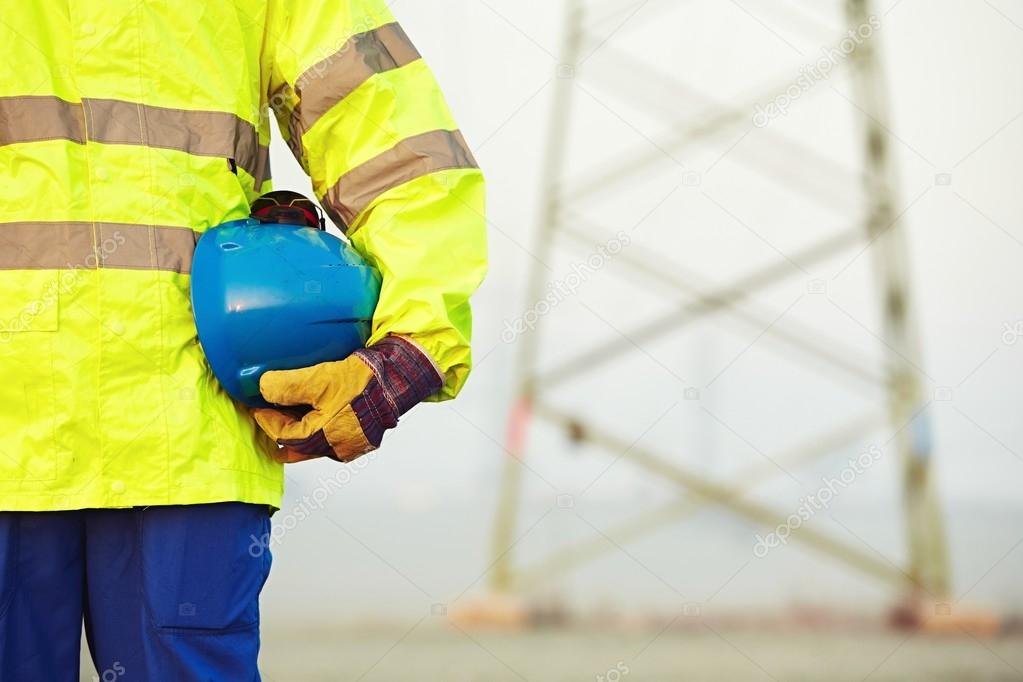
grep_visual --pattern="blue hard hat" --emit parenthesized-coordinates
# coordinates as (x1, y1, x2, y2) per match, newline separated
(190, 212, 381, 408)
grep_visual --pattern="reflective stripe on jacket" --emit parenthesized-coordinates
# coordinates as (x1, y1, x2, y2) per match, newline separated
(0, 0, 486, 511)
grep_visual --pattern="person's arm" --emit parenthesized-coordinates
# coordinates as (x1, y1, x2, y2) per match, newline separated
(255, 0, 486, 462)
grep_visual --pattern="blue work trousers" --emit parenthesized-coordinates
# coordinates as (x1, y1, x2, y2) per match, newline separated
(0, 503, 271, 681)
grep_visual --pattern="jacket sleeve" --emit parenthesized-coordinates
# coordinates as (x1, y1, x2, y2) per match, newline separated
(266, 0, 487, 400)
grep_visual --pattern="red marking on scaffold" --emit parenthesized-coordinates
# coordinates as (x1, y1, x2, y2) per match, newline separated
(504, 396, 533, 459)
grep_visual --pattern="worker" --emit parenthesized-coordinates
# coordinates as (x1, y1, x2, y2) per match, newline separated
(0, 1, 486, 680)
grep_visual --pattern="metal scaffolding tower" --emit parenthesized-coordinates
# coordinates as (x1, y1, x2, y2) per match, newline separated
(491, 0, 950, 604)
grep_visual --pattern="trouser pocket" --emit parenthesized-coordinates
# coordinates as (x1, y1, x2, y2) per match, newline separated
(140, 503, 272, 632)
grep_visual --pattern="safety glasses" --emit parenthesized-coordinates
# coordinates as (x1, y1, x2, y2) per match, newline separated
(250, 191, 325, 230)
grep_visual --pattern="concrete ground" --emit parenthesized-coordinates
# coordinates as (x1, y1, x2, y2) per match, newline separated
(80, 627, 1023, 681)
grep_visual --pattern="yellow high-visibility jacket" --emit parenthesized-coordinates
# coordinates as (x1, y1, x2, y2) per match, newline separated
(0, 1, 486, 511)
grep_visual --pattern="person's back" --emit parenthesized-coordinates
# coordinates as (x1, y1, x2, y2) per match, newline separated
(0, 2, 485, 678)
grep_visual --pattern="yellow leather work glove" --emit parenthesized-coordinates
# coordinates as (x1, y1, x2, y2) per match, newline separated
(252, 336, 443, 463)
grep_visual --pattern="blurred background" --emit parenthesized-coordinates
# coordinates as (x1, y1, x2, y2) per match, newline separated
(230, 0, 1022, 679)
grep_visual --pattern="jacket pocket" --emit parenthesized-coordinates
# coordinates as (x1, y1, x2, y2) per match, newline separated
(0, 270, 59, 481)
(0, 270, 59, 335)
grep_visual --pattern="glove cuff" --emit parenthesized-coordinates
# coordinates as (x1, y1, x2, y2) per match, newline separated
(352, 336, 444, 446)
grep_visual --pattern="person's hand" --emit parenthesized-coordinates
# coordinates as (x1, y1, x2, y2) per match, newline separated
(270, 447, 322, 464)
(252, 336, 443, 463)
(253, 407, 331, 463)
